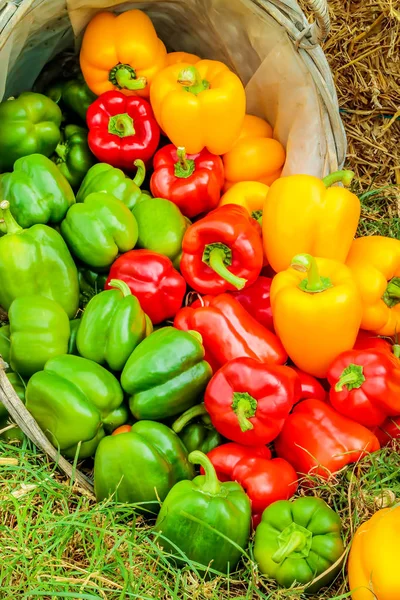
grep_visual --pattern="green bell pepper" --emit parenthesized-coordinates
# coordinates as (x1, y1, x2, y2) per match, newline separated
(254, 497, 345, 592)
(0, 154, 75, 230)
(132, 197, 189, 268)
(0, 325, 10, 368)
(0, 201, 79, 318)
(94, 420, 194, 512)
(0, 92, 62, 173)
(121, 327, 212, 421)
(8, 295, 70, 378)
(0, 372, 26, 443)
(76, 160, 149, 210)
(47, 76, 97, 122)
(54, 125, 96, 189)
(68, 318, 81, 355)
(154, 450, 251, 573)
(26, 354, 128, 459)
(61, 193, 138, 269)
(77, 279, 152, 371)
(172, 403, 222, 454)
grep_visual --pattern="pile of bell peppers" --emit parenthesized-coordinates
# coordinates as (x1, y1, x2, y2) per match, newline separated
(1, 7, 399, 597)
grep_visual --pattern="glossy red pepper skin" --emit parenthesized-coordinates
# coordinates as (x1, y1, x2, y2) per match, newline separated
(150, 144, 224, 219)
(204, 357, 300, 445)
(327, 349, 400, 428)
(230, 276, 273, 331)
(292, 367, 327, 403)
(275, 399, 380, 478)
(174, 294, 287, 372)
(201, 442, 271, 482)
(232, 457, 298, 514)
(372, 416, 400, 445)
(87, 91, 160, 170)
(353, 330, 393, 353)
(105, 249, 186, 324)
(180, 205, 263, 295)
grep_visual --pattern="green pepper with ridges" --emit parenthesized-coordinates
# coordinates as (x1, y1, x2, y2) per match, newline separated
(68, 318, 81, 355)
(47, 76, 97, 122)
(172, 403, 222, 454)
(54, 125, 96, 189)
(0, 325, 10, 368)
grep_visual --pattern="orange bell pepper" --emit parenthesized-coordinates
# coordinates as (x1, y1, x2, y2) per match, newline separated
(263, 170, 360, 273)
(346, 236, 400, 336)
(348, 506, 400, 600)
(150, 60, 246, 155)
(218, 181, 269, 221)
(80, 10, 167, 97)
(166, 51, 200, 66)
(236, 114, 273, 140)
(270, 254, 362, 378)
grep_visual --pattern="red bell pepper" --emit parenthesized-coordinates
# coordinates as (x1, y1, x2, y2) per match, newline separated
(105, 249, 186, 324)
(174, 294, 287, 372)
(202, 442, 271, 482)
(328, 348, 400, 428)
(87, 90, 160, 170)
(229, 276, 273, 331)
(353, 330, 393, 353)
(150, 144, 224, 218)
(204, 357, 300, 445)
(180, 205, 263, 295)
(372, 416, 400, 446)
(292, 367, 327, 403)
(275, 399, 380, 478)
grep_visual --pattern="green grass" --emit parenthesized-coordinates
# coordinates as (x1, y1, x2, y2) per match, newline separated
(1, 438, 400, 599)
(353, 181, 400, 238)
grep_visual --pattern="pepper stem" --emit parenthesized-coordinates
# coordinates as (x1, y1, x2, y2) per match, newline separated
(231, 392, 257, 432)
(108, 279, 132, 298)
(55, 143, 68, 162)
(335, 364, 365, 392)
(272, 531, 307, 564)
(177, 66, 210, 95)
(322, 170, 355, 188)
(291, 254, 333, 293)
(172, 403, 208, 434)
(133, 160, 146, 187)
(0, 200, 22, 234)
(382, 277, 400, 308)
(393, 344, 400, 359)
(202, 243, 247, 290)
(108, 113, 135, 138)
(189, 450, 221, 495)
(109, 64, 147, 91)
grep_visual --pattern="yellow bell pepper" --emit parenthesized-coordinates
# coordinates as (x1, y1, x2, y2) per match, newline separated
(235, 114, 273, 141)
(346, 236, 400, 336)
(150, 60, 246, 155)
(218, 181, 269, 221)
(348, 506, 400, 599)
(165, 51, 200, 66)
(263, 170, 361, 273)
(270, 254, 362, 378)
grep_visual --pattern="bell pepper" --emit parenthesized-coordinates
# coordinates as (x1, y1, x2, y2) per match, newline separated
(87, 91, 160, 170)
(149, 144, 224, 219)
(0, 154, 75, 229)
(174, 294, 287, 373)
(154, 450, 251, 573)
(346, 236, 400, 336)
(77, 279, 152, 371)
(26, 354, 128, 458)
(0, 92, 62, 173)
(263, 170, 360, 273)
(292, 368, 327, 403)
(76, 159, 148, 210)
(68, 318, 81, 355)
(218, 181, 269, 222)
(165, 52, 201, 66)
(94, 420, 194, 511)
(372, 416, 400, 446)
(254, 497, 345, 592)
(232, 457, 298, 514)
(150, 60, 246, 155)
(47, 76, 97, 121)
(327, 348, 400, 427)
(229, 276, 273, 331)
(0, 325, 10, 368)
(80, 9, 167, 97)
(171, 403, 222, 454)
(235, 114, 273, 141)
(132, 197, 189, 268)
(180, 205, 263, 294)
(223, 138, 285, 191)
(78, 268, 108, 306)
(54, 125, 96, 189)
(348, 506, 400, 600)
(0, 372, 26, 443)
(275, 399, 380, 477)
(203, 442, 271, 482)
(354, 330, 393, 353)
(0, 201, 79, 318)
(60, 193, 138, 269)
(8, 295, 70, 378)
(271, 254, 362, 378)
(204, 357, 300, 445)
(121, 327, 212, 420)
(106, 250, 186, 324)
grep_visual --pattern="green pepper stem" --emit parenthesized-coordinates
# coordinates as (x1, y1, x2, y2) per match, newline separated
(272, 531, 306, 564)
(0, 200, 22, 234)
(108, 279, 132, 297)
(172, 403, 208, 433)
(189, 450, 221, 495)
(202, 243, 247, 290)
(55, 142, 68, 162)
(393, 344, 400, 359)
(322, 170, 355, 188)
(177, 66, 210, 95)
(382, 277, 400, 308)
(335, 363, 365, 392)
(291, 253, 333, 293)
(231, 392, 257, 432)
(108, 113, 135, 138)
(133, 159, 146, 187)
(109, 64, 147, 91)
(174, 147, 196, 179)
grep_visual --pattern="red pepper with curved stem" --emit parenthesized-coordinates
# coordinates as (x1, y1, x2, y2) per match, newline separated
(87, 91, 160, 171)
(180, 205, 263, 295)
(150, 144, 224, 219)
(201, 442, 271, 482)
(292, 368, 327, 403)
(105, 250, 186, 324)
(204, 357, 300, 445)
(327, 348, 400, 428)
(229, 276, 274, 331)
(174, 294, 287, 373)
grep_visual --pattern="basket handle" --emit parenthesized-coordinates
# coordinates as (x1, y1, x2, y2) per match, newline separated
(303, 0, 331, 44)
